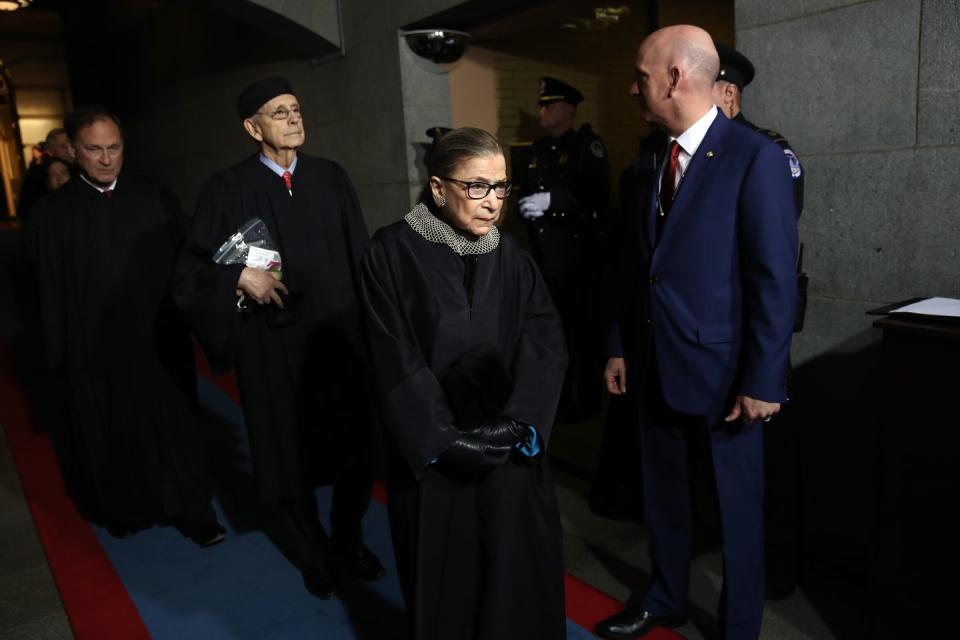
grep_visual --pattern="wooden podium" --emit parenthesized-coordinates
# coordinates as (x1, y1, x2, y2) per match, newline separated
(868, 314, 958, 637)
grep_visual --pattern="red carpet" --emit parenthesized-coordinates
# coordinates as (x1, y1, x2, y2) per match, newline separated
(0, 341, 150, 639)
(3, 341, 679, 639)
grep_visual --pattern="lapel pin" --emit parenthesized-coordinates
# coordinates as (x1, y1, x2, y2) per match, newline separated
(705, 150, 715, 158)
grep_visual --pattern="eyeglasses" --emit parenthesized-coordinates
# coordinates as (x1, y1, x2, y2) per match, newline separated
(441, 177, 512, 199)
(257, 106, 302, 120)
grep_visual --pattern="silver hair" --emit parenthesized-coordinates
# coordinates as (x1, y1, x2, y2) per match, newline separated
(426, 127, 503, 179)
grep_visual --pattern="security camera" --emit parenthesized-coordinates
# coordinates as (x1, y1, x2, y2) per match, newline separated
(402, 29, 472, 64)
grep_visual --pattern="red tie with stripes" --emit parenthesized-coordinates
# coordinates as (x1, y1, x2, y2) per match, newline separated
(282, 171, 293, 192)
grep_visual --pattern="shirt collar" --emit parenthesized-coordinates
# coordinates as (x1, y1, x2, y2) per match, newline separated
(79, 173, 118, 193)
(259, 153, 298, 177)
(671, 105, 718, 158)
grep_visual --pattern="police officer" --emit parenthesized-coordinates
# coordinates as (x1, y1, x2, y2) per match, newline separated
(713, 43, 804, 216)
(517, 76, 610, 421)
(712, 43, 805, 600)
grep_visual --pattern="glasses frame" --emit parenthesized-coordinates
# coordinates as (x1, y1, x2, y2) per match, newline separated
(440, 176, 512, 200)
(256, 106, 302, 121)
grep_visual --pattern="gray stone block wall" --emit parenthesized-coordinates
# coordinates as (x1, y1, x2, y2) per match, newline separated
(737, 0, 960, 572)
(736, 0, 877, 29)
(918, 0, 960, 145)
(737, 0, 960, 365)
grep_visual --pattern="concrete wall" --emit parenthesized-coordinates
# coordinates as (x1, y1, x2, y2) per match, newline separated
(736, 0, 960, 567)
(736, 0, 960, 365)
(121, 0, 461, 232)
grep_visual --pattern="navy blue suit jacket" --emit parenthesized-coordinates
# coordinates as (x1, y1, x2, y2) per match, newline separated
(611, 112, 798, 417)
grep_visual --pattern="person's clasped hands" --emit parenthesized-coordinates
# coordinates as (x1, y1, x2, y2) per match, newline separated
(437, 417, 533, 479)
(518, 191, 551, 220)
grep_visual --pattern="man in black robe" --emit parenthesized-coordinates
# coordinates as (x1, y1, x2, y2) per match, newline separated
(174, 77, 383, 600)
(29, 106, 224, 545)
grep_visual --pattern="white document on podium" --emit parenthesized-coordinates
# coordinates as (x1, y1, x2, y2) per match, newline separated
(889, 297, 960, 318)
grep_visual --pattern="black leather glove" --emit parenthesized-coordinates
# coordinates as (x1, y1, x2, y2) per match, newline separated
(470, 417, 527, 449)
(437, 432, 513, 479)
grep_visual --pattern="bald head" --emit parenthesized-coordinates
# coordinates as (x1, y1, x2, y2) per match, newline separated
(655, 25, 719, 88)
(631, 25, 720, 134)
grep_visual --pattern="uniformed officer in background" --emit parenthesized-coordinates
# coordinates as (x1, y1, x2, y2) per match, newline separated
(713, 43, 804, 217)
(712, 43, 807, 600)
(516, 76, 610, 421)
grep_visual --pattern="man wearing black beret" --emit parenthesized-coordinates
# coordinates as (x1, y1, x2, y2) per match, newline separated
(175, 76, 384, 599)
(515, 76, 611, 422)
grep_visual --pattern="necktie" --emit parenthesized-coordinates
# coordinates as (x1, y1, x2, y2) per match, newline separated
(102, 189, 113, 199)
(659, 140, 681, 215)
(281, 171, 293, 192)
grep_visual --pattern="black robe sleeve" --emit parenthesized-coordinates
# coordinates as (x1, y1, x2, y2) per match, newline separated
(502, 249, 568, 445)
(332, 162, 371, 284)
(30, 204, 67, 371)
(173, 174, 246, 371)
(360, 238, 461, 477)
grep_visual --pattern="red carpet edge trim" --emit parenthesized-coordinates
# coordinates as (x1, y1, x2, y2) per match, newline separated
(0, 340, 151, 640)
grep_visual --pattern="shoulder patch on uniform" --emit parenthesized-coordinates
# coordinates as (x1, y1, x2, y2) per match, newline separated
(590, 139, 605, 158)
(758, 128, 786, 144)
(783, 148, 802, 179)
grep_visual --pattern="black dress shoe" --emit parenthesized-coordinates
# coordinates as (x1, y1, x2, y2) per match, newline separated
(594, 607, 688, 639)
(336, 543, 386, 581)
(302, 567, 339, 599)
(176, 519, 228, 548)
(190, 523, 228, 548)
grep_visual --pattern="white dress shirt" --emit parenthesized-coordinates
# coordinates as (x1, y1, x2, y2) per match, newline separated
(660, 105, 719, 192)
(259, 153, 298, 195)
(79, 174, 118, 193)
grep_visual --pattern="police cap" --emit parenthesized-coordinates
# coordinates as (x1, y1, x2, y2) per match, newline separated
(537, 76, 583, 106)
(715, 43, 755, 89)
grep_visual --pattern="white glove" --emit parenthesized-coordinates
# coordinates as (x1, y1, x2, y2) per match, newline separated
(518, 192, 551, 220)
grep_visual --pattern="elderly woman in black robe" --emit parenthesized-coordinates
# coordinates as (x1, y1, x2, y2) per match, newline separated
(360, 127, 568, 639)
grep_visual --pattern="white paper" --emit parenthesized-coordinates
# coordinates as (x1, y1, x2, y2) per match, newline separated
(245, 246, 281, 270)
(889, 297, 960, 318)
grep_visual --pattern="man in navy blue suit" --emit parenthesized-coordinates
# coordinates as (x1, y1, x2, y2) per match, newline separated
(595, 25, 798, 640)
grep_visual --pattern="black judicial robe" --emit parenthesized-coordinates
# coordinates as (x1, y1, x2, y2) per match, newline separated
(32, 175, 212, 527)
(360, 220, 568, 640)
(174, 154, 371, 502)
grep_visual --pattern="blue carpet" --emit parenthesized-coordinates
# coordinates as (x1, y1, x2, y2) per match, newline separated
(92, 376, 596, 639)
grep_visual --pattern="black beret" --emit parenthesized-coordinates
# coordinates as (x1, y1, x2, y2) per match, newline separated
(715, 43, 755, 89)
(537, 76, 583, 106)
(236, 76, 296, 119)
